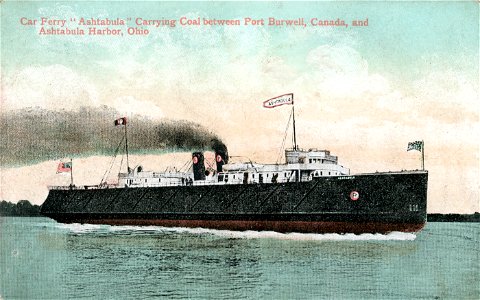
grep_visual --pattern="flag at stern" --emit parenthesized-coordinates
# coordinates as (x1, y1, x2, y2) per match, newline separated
(57, 162, 72, 173)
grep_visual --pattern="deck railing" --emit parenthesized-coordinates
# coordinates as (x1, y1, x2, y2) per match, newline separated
(47, 176, 306, 190)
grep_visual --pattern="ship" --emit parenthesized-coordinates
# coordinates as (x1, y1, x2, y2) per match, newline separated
(41, 95, 428, 234)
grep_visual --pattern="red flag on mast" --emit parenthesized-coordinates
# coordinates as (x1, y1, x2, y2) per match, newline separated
(114, 117, 127, 126)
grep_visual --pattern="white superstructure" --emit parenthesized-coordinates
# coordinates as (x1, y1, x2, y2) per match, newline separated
(118, 148, 349, 188)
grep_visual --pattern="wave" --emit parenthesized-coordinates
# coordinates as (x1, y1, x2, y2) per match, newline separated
(59, 223, 417, 241)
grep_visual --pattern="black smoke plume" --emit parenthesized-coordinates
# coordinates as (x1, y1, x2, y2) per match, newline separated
(211, 137, 229, 164)
(0, 106, 227, 167)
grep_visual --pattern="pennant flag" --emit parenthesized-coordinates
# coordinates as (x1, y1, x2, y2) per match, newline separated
(407, 141, 423, 152)
(263, 93, 294, 108)
(114, 117, 127, 126)
(57, 162, 72, 173)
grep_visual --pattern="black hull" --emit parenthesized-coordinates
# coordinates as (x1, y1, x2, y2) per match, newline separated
(41, 171, 428, 234)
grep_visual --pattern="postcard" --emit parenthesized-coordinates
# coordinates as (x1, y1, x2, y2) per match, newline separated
(1, 1, 478, 299)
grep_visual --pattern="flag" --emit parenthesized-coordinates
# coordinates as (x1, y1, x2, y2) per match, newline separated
(263, 93, 294, 108)
(57, 162, 72, 173)
(407, 141, 423, 152)
(114, 117, 127, 126)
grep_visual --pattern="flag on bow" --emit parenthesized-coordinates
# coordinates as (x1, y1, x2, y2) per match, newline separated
(114, 117, 127, 126)
(407, 141, 423, 152)
(57, 162, 72, 173)
(263, 93, 294, 108)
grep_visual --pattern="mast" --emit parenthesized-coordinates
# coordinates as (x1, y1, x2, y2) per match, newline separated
(421, 140, 425, 171)
(292, 95, 299, 182)
(124, 121, 130, 173)
(292, 95, 297, 151)
(70, 158, 74, 188)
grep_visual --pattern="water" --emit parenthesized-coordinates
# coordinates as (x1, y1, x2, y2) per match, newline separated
(0, 217, 478, 299)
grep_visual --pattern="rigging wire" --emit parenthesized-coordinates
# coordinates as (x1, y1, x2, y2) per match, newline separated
(275, 110, 293, 164)
(204, 158, 214, 169)
(118, 151, 125, 177)
(179, 158, 192, 173)
(99, 136, 125, 185)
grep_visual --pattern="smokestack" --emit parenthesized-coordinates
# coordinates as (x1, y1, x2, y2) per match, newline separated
(215, 151, 228, 172)
(192, 152, 206, 181)
(211, 138, 228, 172)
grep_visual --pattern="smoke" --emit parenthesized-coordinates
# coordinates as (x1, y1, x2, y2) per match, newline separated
(211, 137, 229, 164)
(0, 106, 227, 167)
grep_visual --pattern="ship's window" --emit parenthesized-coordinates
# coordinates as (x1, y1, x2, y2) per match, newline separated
(320, 171, 323, 176)
(253, 174, 255, 178)
(158, 178, 161, 182)
(145, 179, 147, 183)
(309, 159, 312, 163)
(328, 172, 331, 175)
(218, 174, 224, 181)
(266, 173, 269, 178)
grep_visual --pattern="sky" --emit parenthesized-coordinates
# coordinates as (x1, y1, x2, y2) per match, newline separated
(0, 0, 479, 213)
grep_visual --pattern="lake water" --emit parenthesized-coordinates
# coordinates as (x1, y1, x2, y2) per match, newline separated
(0, 217, 478, 299)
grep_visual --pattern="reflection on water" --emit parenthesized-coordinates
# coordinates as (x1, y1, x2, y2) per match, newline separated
(1, 218, 478, 299)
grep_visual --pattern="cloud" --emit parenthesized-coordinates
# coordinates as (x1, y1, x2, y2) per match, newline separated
(2, 64, 99, 111)
(294, 45, 478, 131)
(412, 70, 479, 123)
(113, 96, 164, 119)
(301, 44, 391, 100)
